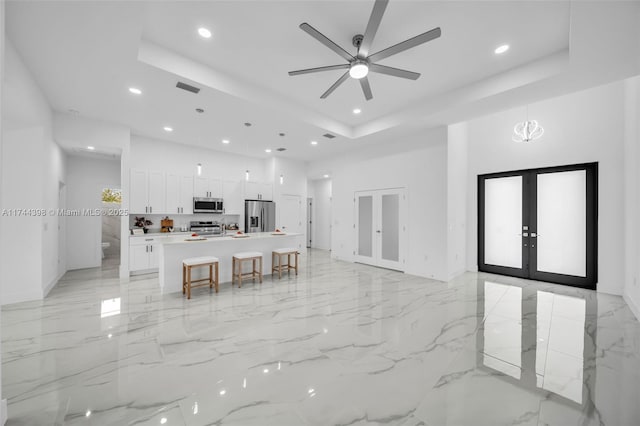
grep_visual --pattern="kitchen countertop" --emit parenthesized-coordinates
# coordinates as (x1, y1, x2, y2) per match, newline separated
(161, 232, 301, 245)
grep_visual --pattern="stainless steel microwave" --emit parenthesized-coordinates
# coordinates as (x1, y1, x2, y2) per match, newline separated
(193, 197, 224, 214)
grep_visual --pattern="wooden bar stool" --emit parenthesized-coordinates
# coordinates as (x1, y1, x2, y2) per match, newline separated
(272, 248, 299, 279)
(182, 256, 219, 299)
(232, 252, 263, 287)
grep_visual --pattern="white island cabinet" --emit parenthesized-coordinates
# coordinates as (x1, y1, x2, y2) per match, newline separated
(129, 235, 162, 272)
(158, 233, 304, 294)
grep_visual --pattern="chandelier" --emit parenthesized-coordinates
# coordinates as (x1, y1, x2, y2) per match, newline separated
(512, 106, 544, 143)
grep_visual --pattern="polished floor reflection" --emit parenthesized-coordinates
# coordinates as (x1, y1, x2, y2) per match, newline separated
(2, 250, 639, 425)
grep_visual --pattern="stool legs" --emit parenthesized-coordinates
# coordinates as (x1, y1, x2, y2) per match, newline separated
(272, 251, 299, 279)
(214, 262, 219, 293)
(233, 256, 262, 287)
(183, 261, 219, 299)
(187, 265, 192, 299)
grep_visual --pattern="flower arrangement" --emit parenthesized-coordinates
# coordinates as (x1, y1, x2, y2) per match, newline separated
(134, 216, 153, 232)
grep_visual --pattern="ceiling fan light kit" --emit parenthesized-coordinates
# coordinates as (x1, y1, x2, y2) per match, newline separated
(288, 0, 441, 101)
(349, 60, 369, 79)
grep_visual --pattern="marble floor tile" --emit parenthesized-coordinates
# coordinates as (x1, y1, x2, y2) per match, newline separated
(2, 250, 640, 425)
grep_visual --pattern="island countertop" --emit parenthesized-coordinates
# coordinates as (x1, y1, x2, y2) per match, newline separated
(161, 232, 301, 245)
(157, 232, 305, 294)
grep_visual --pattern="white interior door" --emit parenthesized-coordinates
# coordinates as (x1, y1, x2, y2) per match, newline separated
(279, 195, 302, 234)
(355, 188, 405, 271)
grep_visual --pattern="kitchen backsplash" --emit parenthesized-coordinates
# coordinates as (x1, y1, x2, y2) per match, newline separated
(129, 213, 240, 233)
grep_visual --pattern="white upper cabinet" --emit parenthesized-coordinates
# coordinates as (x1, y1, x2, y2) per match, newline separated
(130, 169, 165, 214)
(166, 174, 194, 214)
(244, 181, 272, 201)
(194, 177, 223, 198)
(259, 182, 273, 201)
(179, 175, 194, 214)
(130, 169, 148, 214)
(222, 179, 243, 215)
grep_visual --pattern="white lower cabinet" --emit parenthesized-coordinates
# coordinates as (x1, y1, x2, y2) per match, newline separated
(130, 236, 162, 272)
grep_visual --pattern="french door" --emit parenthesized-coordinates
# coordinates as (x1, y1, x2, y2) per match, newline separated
(354, 188, 406, 271)
(478, 163, 597, 289)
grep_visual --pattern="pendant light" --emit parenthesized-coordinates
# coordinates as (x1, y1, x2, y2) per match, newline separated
(512, 105, 544, 143)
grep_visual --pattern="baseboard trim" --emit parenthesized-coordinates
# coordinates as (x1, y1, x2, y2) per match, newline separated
(43, 270, 66, 297)
(623, 291, 640, 322)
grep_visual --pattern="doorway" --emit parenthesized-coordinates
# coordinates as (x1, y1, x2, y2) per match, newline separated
(101, 187, 121, 270)
(354, 188, 406, 271)
(478, 163, 598, 289)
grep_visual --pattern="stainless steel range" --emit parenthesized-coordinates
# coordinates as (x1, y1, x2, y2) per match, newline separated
(189, 221, 222, 236)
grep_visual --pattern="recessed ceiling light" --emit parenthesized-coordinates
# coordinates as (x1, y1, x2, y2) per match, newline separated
(353, 108, 362, 114)
(87, 146, 95, 150)
(163, 126, 173, 132)
(222, 139, 230, 144)
(494, 44, 509, 54)
(265, 148, 272, 153)
(198, 27, 212, 39)
(128, 87, 142, 95)
(310, 141, 318, 145)
(323, 174, 330, 178)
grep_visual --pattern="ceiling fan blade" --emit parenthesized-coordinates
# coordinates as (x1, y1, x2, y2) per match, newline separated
(369, 63, 420, 80)
(288, 64, 350, 76)
(360, 77, 373, 100)
(368, 27, 441, 63)
(320, 71, 350, 99)
(359, 0, 388, 58)
(300, 23, 355, 62)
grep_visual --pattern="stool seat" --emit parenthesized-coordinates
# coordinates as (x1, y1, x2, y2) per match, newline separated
(183, 256, 219, 266)
(232, 252, 263, 287)
(182, 256, 219, 299)
(233, 251, 262, 259)
(273, 247, 297, 254)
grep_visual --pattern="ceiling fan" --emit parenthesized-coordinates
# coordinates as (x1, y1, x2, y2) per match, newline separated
(288, 0, 441, 101)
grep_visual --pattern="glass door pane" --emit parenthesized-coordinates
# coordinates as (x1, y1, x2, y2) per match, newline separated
(536, 171, 586, 277)
(381, 193, 399, 262)
(484, 176, 523, 269)
(357, 195, 373, 257)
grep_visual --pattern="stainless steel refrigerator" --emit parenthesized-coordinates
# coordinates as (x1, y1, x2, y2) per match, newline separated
(244, 200, 276, 233)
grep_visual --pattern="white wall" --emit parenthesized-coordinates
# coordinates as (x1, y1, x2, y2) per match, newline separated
(1, 40, 66, 305)
(623, 76, 640, 319)
(447, 123, 468, 280)
(309, 179, 332, 250)
(0, 0, 6, 420)
(42, 135, 66, 293)
(309, 127, 449, 281)
(461, 81, 626, 295)
(65, 155, 120, 270)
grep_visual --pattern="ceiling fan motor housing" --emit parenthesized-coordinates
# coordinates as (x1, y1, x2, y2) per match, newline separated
(352, 34, 364, 49)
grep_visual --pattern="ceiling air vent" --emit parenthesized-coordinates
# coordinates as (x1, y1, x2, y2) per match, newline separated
(176, 81, 201, 94)
(323, 133, 336, 139)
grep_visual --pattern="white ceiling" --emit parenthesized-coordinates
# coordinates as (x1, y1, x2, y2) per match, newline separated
(5, 1, 640, 161)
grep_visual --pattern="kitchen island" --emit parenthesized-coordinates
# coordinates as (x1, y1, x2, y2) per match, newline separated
(158, 232, 304, 294)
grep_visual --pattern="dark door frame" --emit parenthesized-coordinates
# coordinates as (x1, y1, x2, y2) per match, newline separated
(478, 162, 598, 290)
